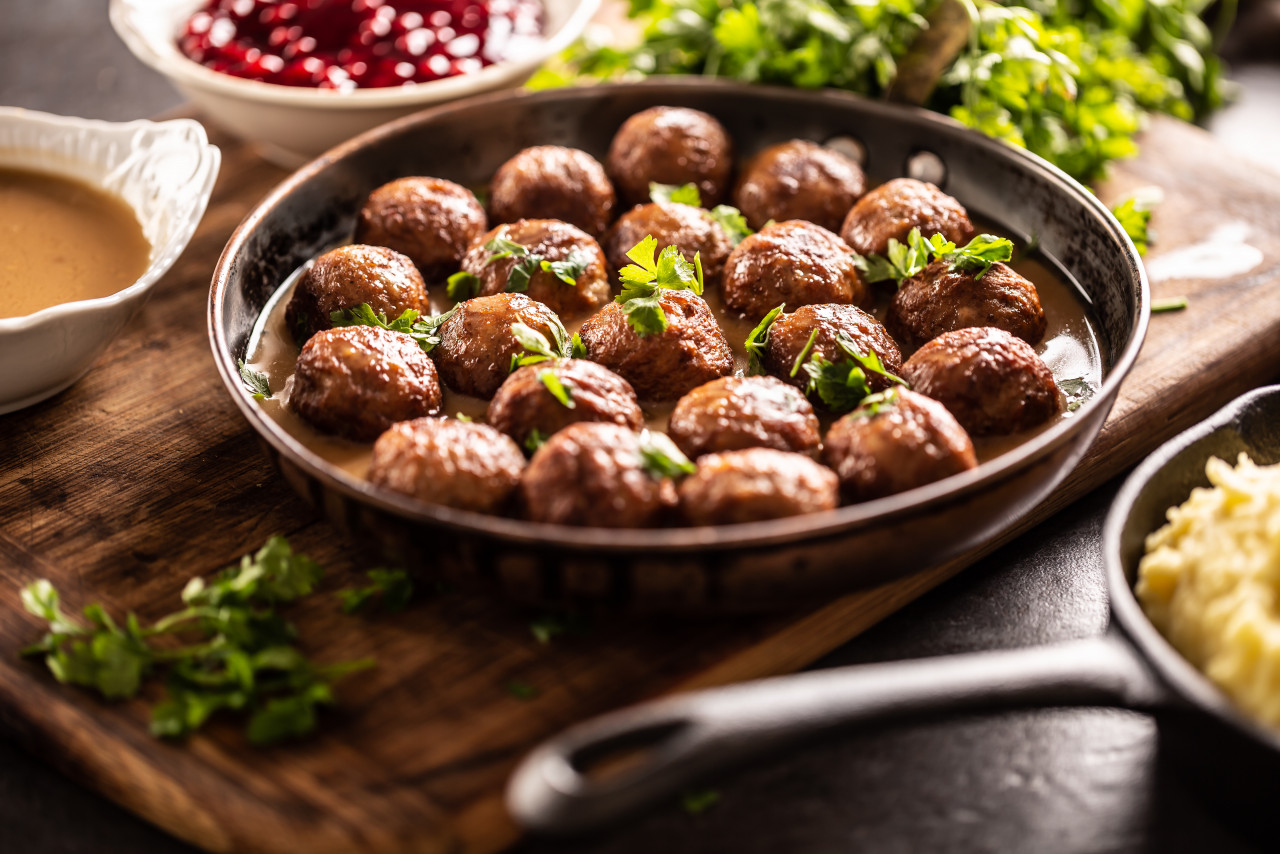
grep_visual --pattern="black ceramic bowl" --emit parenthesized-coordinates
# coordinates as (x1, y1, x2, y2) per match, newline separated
(507, 387, 1280, 837)
(209, 79, 1147, 611)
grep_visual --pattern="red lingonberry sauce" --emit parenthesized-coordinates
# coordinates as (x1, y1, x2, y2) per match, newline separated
(178, 0, 543, 90)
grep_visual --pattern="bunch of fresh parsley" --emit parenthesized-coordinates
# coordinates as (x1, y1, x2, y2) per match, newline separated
(19, 537, 397, 745)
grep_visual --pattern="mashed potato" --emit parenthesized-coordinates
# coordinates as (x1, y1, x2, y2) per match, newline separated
(1137, 453, 1280, 728)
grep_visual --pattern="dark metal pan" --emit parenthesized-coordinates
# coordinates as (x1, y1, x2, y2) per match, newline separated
(507, 385, 1280, 835)
(209, 78, 1146, 610)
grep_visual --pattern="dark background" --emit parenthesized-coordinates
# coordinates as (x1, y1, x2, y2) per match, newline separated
(2, 2, 1279, 851)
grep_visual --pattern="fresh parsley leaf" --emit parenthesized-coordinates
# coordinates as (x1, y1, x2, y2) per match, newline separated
(20, 537, 375, 745)
(1112, 196, 1157, 255)
(506, 679, 540, 700)
(1059, 377, 1096, 413)
(834, 332, 908, 388)
(857, 229, 1012, 285)
(1151, 296, 1188, 313)
(482, 228, 584, 293)
(447, 270, 482, 301)
(524, 428, 548, 454)
(681, 788, 721, 816)
(571, 332, 587, 359)
(946, 233, 1014, 279)
(330, 303, 456, 354)
(337, 568, 413, 615)
(650, 181, 702, 206)
(237, 359, 271, 400)
(709, 205, 753, 245)
(744, 303, 784, 376)
(637, 430, 696, 479)
(802, 334, 906, 412)
(455, 412, 474, 423)
(615, 236, 706, 338)
(848, 387, 902, 419)
(540, 249, 592, 286)
(509, 319, 574, 371)
(790, 328, 819, 378)
(539, 369, 576, 409)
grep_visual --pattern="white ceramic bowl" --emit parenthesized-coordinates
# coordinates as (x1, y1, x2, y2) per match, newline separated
(0, 109, 220, 415)
(109, 0, 601, 165)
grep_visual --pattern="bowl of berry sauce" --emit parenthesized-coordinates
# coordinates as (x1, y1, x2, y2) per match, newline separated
(110, 0, 599, 165)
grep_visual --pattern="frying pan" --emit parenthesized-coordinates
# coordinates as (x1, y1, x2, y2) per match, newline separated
(507, 385, 1280, 835)
(209, 79, 1146, 610)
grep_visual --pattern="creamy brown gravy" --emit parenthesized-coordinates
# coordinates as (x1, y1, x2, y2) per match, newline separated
(246, 227, 1104, 481)
(0, 167, 150, 319)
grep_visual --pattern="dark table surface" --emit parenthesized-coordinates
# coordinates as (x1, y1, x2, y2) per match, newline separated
(3, 3, 1279, 852)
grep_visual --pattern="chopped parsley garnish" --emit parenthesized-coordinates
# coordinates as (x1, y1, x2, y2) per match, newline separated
(20, 536, 375, 745)
(649, 182, 753, 245)
(856, 228, 1014, 286)
(337, 568, 413, 615)
(539, 369, 576, 409)
(637, 430, 697, 478)
(524, 428, 549, 454)
(330, 302, 457, 354)
(447, 270, 482, 301)
(848, 387, 902, 419)
(237, 359, 271, 400)
(1151, 296, 1187, 313)
(650, 181, 703, 206)
(744, 303, 785, 376)
(509, 319, 574, 372)
(789, 328, 820, 378)
(801, 331, 908, 413)
(616, 235, 705, 337)
(1058, 377, 1096, 412)
(482, 227, 590, 293)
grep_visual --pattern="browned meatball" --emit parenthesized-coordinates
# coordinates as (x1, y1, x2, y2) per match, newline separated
(285, 244, 428, 345)
(290, 325, 441, 441)
(520, 423, 677, 527)
(763, 304, 903, 395)
(606, 106, 734, 207)
(887, 259, 1046, 351)
(604, 202, 733, 286)
(840, 178, 975, 257)
(432, 292, 565, 399)
(668, 376, 820, 459)
(823, 388, 977, 503)
(732, 140, 866, 233)
(901, 326, 1059, 436)
(678, 448, 838, 526)
(460, 219, 610, 318)
(488, 146, 616, 238)
(353, 177, 486, 283)
(488, 359, 644, 448)
(577, 290, 734, 401)
(721, 220, 868, 321)
(368, 417, 525, 514)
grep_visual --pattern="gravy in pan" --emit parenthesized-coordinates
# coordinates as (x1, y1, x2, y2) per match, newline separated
(0, 167, 150, 319)
(245, 224, 1105, 482)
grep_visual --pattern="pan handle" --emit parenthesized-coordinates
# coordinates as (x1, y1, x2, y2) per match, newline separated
(506, 634, 1162, 835)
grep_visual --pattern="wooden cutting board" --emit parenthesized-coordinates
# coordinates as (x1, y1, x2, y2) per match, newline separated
(2, 113, 1279, 854)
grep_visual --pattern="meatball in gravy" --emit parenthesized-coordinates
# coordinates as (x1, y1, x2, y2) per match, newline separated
(369, 418, 525, 514)
(763, 303, 903, 395)
(823, 388, 977, 503)
(604, 201, 733, 287)
(607, 106, 734, 207)
(678, 448, 839, 526)
(460, 219, 610, 318)
(432, 292, 566, 399)
(668, 376, 820, 459)
(577, 290, 734, 401)
(901, 326, 1059, 436)
(722, 220, 868, 320)
(285, 244, 428, 345)
(290, 325, 441, 442)
(354, 177, 486, 283)
(488, 359, 644, 448)
(521, 423, 678, 527)
(733, 140, 866, 233)
(840, 178, 975, 258)
(488, 146, 616, 238)
(888, 260, 1046, 351)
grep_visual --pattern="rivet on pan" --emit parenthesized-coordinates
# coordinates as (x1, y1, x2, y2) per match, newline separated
(906, 150, 947, 186)
(824, 135, 866, 167)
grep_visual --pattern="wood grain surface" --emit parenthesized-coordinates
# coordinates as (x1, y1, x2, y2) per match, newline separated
(1, 112, 1279, 854)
